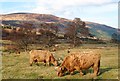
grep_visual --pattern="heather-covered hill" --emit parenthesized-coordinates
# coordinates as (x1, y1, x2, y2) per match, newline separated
(1, 13, 119, 41)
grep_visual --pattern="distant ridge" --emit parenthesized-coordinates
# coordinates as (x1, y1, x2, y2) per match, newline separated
(8, 12, 30, 14)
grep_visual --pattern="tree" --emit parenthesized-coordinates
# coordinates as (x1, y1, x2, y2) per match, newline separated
(39, 29, 57, 47)
(10, 22, 36, 52)
(34, 23, 58, 47)
(16, 33, 32, 51)
(65, 22, 77, 47)
(65, 18, 89, 47)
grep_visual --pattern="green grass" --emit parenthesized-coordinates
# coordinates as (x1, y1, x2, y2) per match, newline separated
(2, 44, 118, 79)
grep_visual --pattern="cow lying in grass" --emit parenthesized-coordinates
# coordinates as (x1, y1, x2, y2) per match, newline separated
(57, 52, 101, 77)
(29, 50, 58, 66)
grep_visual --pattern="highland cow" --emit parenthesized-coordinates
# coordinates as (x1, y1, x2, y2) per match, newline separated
(57, 52, 101, 77)
(29, 50, 58, 66)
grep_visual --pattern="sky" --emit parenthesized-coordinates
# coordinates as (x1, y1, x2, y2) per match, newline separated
(0, 0, 119, 28)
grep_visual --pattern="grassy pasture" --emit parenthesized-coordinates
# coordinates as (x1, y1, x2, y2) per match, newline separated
(1, 43, 119, 79)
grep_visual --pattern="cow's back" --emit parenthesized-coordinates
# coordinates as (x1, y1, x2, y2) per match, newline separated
(29, 50, 50, 61)
(75, 53, 101, 69)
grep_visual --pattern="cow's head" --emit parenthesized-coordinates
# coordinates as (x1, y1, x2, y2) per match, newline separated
(53, 60, 58, 66)
(50, 54, 58, 66)
(57, 66, 67, 77)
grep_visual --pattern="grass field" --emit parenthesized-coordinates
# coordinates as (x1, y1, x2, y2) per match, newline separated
(1, 43, 119, 79)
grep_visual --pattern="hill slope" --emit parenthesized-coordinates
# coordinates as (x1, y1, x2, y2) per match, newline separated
(86, 22, 118, 40)
(1, 13, 119, 41)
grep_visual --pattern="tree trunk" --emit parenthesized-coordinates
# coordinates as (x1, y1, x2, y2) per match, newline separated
(73, 36, 76, 47)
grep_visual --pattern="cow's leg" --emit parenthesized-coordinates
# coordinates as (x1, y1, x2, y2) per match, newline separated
(45, 59, 50, 66)
(75, 67, 83, 76)
(29, 58, 33, 66)
(46, 57, 51, 66)
(79, 70, 83, 76)
(43, 60, 47, 66)
(69, 69, 74, 75)
(93, 63, 99, 76)
(34, 59, 39, 66)
(47, 62, 50, 66)
(70, 71, 74, 75)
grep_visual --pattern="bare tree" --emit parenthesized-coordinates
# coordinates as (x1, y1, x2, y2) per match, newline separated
(10, 22, 36, 52)
(65, 22, 77, 47)
(41, 29, 57, 47)
(65, 18, 89, 47)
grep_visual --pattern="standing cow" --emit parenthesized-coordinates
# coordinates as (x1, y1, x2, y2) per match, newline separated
(29, 50, 58, 66)
(57, 52, 101, 77)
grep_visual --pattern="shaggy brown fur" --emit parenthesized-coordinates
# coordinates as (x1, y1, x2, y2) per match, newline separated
(57, 52, 101, 77)
(29, 50, 58, 66)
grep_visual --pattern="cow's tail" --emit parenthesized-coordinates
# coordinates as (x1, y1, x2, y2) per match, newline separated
(98, 60, 100, 75)
(98, 60, 100, 68)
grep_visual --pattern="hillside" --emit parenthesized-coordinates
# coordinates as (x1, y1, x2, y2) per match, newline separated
(0, 13, 119, 41)
(86, 22, 118, 40)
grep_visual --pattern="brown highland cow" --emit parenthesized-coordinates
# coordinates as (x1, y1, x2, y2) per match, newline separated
(57, 52, 101, 77)
(29, 50, 58, 66)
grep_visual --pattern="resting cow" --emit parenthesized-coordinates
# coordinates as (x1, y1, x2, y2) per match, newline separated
(29, 50, 58, 66)
(57, 52, 101, 77)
